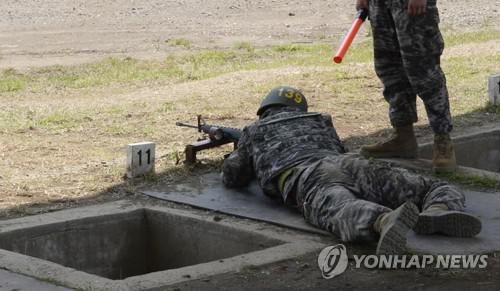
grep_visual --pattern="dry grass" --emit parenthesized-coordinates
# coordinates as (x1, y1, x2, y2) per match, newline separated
(0, 29, 499, 216)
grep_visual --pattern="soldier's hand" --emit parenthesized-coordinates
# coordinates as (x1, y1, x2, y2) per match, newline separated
(408, 0, 427, 16)
(356, 0, 369, 11)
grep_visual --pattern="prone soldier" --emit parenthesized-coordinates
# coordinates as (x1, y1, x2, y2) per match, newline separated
(222, 87, 481, 254)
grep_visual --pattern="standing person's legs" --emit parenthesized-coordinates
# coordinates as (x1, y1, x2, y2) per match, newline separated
(370, 0, 418, 128)
(361, 0, 418, 159)
(391, 0, 456, 172)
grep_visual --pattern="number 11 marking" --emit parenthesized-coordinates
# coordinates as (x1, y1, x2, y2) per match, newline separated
(137, 149, 152, 166)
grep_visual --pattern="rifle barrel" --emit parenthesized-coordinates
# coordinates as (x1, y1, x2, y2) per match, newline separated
(176, 122, 198, 129)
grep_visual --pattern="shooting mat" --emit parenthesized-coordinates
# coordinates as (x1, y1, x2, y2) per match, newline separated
(142, 172, 328, 235)
(142, 173, 500, 254)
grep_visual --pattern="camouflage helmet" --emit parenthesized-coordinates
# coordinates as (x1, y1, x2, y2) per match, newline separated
(256, 86, 308, 116)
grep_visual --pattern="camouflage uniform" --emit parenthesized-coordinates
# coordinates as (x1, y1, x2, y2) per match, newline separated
(369, 0, 452, 134)
(222, 107, 465, 241)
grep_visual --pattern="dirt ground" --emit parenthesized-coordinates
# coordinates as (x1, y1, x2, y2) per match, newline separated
(1, 0, 499, 69)
(0, 0, 498, 217)
(0, 0, 498, 216)
(168, 249, 500, 291)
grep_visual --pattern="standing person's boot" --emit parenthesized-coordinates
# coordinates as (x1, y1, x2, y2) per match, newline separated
(360, 125, 418, 159)
(414, 203, 481, 237)
(432, 134, 457, 173)
(374, 201, 419, 255)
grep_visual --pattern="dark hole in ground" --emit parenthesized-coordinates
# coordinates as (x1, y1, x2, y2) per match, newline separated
(419, 128, 500, 173)
(0, 209, 282, 280)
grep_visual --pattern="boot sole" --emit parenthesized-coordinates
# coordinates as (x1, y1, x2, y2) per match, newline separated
(414, 211, 481, 237)
(376, 202, 419, 255)
(360, 149, 418, 159)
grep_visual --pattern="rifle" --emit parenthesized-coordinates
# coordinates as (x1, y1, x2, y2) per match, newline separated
(333, 9, 369, 64)
(176, 115, 242, 163)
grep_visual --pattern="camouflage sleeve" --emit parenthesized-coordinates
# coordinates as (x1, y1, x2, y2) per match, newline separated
(321, 113, 334, 127)
(322, 113, 348, 153)
(222, 125, 255, 188)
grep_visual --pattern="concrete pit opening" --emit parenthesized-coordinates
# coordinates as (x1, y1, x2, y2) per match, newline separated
(0, 208, 281, 280)
(0, 202, 324, 290)
(419, 127, 500, 173)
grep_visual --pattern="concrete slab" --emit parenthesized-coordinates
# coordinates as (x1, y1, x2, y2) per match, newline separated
(0, 269, 72, 291)
(142, 173, 500, 255)
(142, 173, 328, 235)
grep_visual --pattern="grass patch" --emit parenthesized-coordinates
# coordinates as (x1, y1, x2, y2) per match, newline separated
(271, 43, 332, 55)
(34, 111, 93, 130)
(272, 44, 305, 52)
(436, 172, 500, 190)
(0, 77, 27, 92)
(444, 29, 500, 47)
(0, 31, 497, 128)
(484, 103, 500, 114)
(167, 38, 192, 48)
(0, 108, 95, 132)
(444, 53, 500, 115)
(318, 32, 327, 40)
(234, 41, 255, 52)
(158, 101, 175, 112)
(183, 50, 243, 80)
(105, 124, 133, 136)
(0, 30, 498, 97)
(341, 41, 373, 64)
(1, 28, 500, 216)
(0, 42, 364, 95)
(43, 58, 185, 89)
(37, 112, 75, 127)
(0, 69, 29, 93)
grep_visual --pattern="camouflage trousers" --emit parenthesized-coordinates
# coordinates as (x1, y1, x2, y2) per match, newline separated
(283, 155, 465, 241)
(369, 0, 452, 134)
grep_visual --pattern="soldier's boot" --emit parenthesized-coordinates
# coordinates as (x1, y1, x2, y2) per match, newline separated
(374, 201, 419, 255)
(360, 125, 418, 159)
(432, 134, 457, 173)
(414, 203, 481, 237)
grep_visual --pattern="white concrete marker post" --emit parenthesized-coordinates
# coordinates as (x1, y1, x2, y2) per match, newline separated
(127, 142, 155, 178)
(488, 74, 500, 105)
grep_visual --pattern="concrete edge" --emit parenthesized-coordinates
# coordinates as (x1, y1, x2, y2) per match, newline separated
(124, 241, 325, 290)
(0, 200, 138, 232)
(419, 127, 500, 149)
(141, 190, 330, 236)
(0, 248, 119, 290)
(143, 203, 327, 244)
